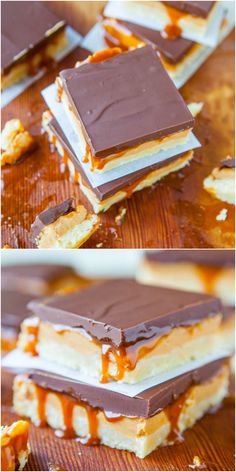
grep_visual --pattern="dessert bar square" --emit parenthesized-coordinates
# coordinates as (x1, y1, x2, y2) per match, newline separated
(18, 279, 223, 384)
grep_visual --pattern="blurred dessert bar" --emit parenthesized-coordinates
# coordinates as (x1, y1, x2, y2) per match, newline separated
(204, 158, 235, 205)
(42, 112, 193, 213)
(1, 1, 67, 90)
(30, 198, 99, 249)
(1, 263, 89, 352)
(55, 46, 194, 173)
(137, 250, 235, 354)
(104, 1, 223, 44)
(13, 358, 229, 458)
(1, 420, 30, 471)
(18, 279, 223, 384)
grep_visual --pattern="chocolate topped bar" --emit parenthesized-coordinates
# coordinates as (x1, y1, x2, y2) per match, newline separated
(164, 1, 215, 18)
(219, 158, 235, 169)
(114, 20, 194, 63)
(2, 1, 66, 74)
(28, 279, 221, 347)
(30, 198, 75, 244)
(59, 46, 194, 158)
(28, 358, 226, 417)
(145, 250, 235, 267)
(48, 117, 190, 200)
(2, 263, 77, 291)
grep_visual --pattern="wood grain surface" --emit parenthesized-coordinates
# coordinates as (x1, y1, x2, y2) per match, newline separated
(1, 371, 235, 472)
(1, 1, 235, 249)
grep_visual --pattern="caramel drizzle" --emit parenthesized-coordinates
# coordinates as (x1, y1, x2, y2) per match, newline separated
(22, 322, 39, 356)
(34, 385, 101, 444)
(163, 5, 187, 40)
(100, 335, 163, 383)
(165, 391, 188, 442)
(196, 265, 222, 295)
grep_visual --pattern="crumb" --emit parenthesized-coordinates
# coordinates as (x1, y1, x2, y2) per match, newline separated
(1, 119, 35, 166)
(189, 455, 207, 470)
(48, 463, 65, 471)
(187, 102, 204, 117)
(96, 242, 103, 248)
(115, 206, 127, 226)
(216, 208, 228, 221)
(2, 244, 12, 249)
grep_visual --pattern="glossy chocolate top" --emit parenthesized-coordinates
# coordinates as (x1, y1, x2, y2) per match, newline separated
(28, 279, 221, 347)
(30, 198, 75, 245)
(2, 1, 65, 73)
(29, 358, 226, 417)
(2, 264, 77, 292)
(219, 158, 235, 169)
(145, 249, 235, 267)
(164, 1, 215, 18)
(117, 20, 194, 63)
(48, 117, 189, 200)
(60, 46, 194, 158)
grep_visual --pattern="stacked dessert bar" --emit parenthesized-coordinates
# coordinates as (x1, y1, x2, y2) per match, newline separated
(42, 45, 199, 213)
(3, 279, 232, 458)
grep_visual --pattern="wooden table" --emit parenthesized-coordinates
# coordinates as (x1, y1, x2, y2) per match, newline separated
(1, 1, 235, 249)
(1, 370, 235, 471)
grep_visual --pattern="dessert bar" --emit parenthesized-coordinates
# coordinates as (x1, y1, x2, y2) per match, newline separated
(18, 279, 223, 384)
(30, 199, 99, 249)
(13, 359, 229, 458)
(42, 112, 194, 213)
(2, 1, 67, 90)
(56, 46, 194, 173)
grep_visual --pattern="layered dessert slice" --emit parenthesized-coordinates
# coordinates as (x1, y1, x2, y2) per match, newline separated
(1, 420, 30, 471)
(1, 1, 67, 90)
(18, 279, 224, 384)
(104, 1, 223, 45)
(56, 46, 194, 173)
(101, 17, 201, 83)
(13, 359, 229, 458)
(30, 198, 99, 249)
(1, 263, 89, 352)
(204, 158, 235, 205)
(42, 111, 193, 213)
(137, 250, 235, 355)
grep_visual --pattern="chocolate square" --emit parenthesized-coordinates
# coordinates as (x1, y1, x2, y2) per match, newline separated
(59, 46, 194, 158)
(164, 1, 215, 18)
(28, 279, 221, 347)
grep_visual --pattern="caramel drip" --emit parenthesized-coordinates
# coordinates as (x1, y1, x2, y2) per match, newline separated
(1, 423, 29, 471)
(22, 323, 39, 356)
(196, 265, 222, 295)
(103, 22, 144, 50)
(74, 170, 79, 183)
(34, 385, 100, 444)
(165, 391, 188, 442)
(100, 335, 163, 383)
(87, 47, 122, 64)
(163, 5, 186, 39)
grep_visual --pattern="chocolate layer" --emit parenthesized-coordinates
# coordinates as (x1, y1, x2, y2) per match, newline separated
(30, 198, 75, 245)
(28, 358, 227, 418)
(1, 290, 33, 328)
(48, 117, 190, 201)
(145, 250, 235, 267)
(28, 279, 221, 347)
(2, 1, 66, 74)
(111, 19, 194, 63)
(2, 264, 77, 292)
(164, 1, 215, 18)
(219, 158, 235, 169)
(60, 46, 194, 158)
